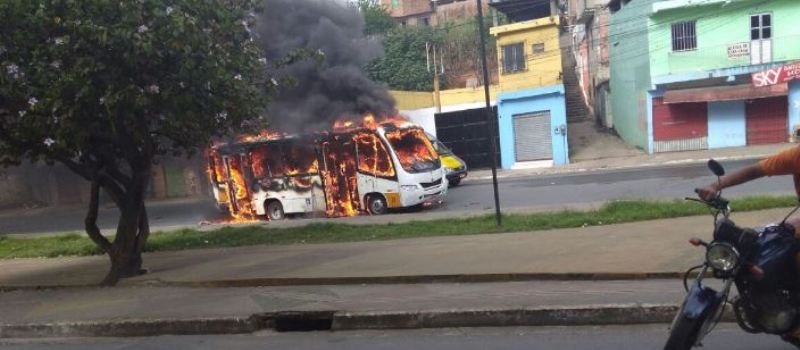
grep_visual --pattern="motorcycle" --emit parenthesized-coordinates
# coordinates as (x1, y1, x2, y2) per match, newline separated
(664, 159, 800, 350)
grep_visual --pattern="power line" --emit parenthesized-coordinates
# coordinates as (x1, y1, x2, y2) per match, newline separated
(434, 0, 769, 51)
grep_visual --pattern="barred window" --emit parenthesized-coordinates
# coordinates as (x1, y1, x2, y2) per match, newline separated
(501, 43, 525, 74)
(751, 13, 772, 40)
(671, 21, 696, 52)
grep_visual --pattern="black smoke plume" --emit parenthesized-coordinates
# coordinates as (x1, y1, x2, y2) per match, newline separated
(255, 0, 396, 131)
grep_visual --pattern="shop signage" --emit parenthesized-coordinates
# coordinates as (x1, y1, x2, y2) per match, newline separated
(752, 61, 800, 87)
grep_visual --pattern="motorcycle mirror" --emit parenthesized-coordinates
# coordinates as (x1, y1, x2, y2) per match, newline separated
(707, 159, 725, 177)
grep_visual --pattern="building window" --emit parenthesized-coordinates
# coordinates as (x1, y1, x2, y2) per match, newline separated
(421, 17, 430, 26)
(751, 13, 772, 40)
(501, 43, 525, 74)
(391, 0, 399, 8)
(671, 21, 696, 52)
(532, 43, 545, 55)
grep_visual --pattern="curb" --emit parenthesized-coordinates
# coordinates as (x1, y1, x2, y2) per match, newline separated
(0, 272, 695, 291)
(0, 316, 261, 338)
(331, 304, 684, 330)
(463, 153, 767, 184)
(0, 304, 737, 338)
(153, 272, 691, 289)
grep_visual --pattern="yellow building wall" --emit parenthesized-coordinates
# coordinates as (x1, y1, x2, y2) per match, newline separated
(439, 86, 498, 106)
(390, 90, 434, 110)
(391, 86, 499, 110)
(490, 17, 562, 93)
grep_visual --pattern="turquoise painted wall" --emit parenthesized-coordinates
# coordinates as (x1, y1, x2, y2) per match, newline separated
(707, 101, 746, 149)
(791, 81, 800, 137)
(497, 85, 568, 169)
(649, 0, 800, 78)
(609, 0, 657, 151)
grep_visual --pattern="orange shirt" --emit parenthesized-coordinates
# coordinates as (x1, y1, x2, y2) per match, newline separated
(759, 146, 800, 197)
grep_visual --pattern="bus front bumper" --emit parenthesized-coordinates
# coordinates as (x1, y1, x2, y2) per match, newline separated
(399, 179, 448, 207)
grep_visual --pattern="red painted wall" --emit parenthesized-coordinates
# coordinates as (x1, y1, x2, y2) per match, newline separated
(652, 97, 708, 141)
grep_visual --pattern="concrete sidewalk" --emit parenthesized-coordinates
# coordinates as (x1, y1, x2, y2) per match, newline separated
(1, 207, 792, 288)
(0, 280, 685, 337)
(466, 143, 791, 182)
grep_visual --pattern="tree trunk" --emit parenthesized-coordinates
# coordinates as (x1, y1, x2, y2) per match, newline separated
(99, 167, 152, 286)
(101, 204, 147, 286)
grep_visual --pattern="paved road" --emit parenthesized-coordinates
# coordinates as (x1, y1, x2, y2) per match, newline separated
(0, 159, 792, 235)
(442, 159, 791, 212)
(0, 325, 791, 350)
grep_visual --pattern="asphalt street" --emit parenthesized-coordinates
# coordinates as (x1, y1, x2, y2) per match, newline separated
(0, 159, 793, 235)
(0, 325, 791, 350)
(442, 158, 792, 212)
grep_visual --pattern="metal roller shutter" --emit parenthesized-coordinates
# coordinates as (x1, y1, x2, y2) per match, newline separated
(513, 112, 552, 162)
(746, 96, 787, 145)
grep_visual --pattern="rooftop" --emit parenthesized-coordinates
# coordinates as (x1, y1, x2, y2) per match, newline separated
(489, 0, 553, 22)
(489, 16, 560, 36)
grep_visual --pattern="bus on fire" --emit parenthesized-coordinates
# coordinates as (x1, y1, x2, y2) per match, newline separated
(206, 118, 448, 220)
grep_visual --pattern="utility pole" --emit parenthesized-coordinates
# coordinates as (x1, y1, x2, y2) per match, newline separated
(427, 42, 443, 113)
(475, 0, 502, 226)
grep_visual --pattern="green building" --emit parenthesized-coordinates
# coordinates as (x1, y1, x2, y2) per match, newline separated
(609, 0, 800, 153)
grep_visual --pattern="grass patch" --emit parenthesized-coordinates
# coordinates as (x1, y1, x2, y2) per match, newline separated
(1, 195, 797, 260)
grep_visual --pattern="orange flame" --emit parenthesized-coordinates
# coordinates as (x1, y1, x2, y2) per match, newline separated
(238, 130, 287, 143)
(320, 135, 360, 217)
(385, 127, 438, 172)
(227, 156, 256, 222)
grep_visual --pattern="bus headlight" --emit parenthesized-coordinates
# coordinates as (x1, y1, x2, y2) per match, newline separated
(706, 243, 739, 272)
(400, 185, 419, 191)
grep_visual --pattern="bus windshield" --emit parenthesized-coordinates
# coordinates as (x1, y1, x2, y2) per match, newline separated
(385, 128, 440, 173)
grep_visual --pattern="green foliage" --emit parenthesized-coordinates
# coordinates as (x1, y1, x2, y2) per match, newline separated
(0, 0, 271, 167)
(1, 196, 796, 259)
(356, 0, 396, 36)
(367, 25, 438, 91)
(364, 14, 499, 91)
(438, 16, 497, 89)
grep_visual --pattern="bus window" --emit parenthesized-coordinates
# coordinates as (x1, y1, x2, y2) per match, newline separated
(208, 152, 226, 183)
(250, 143, 287, 178)
(356, 132, 396, 178)
(284, 140, 319, 175)
(385, 128, 439, 173)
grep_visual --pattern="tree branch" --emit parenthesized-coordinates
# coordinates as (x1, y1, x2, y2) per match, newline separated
(53, 154, 127, 206)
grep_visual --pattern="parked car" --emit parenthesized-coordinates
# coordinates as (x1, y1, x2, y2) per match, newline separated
(427, 133, 468, 186)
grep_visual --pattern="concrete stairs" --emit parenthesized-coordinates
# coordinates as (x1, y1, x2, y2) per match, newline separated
(559, 32, 589, 123)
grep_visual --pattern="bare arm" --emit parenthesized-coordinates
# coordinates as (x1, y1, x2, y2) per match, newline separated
(696, 163, 765, 200)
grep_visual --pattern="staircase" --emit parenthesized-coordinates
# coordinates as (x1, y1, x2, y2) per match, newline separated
(560, 32, 589, 123)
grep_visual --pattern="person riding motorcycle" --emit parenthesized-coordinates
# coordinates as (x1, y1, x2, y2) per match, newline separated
(697, 145, 800, 346)
(696, 146, 800, 229)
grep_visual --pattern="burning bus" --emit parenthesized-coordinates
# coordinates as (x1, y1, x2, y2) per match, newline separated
(206, 116, 448, 220)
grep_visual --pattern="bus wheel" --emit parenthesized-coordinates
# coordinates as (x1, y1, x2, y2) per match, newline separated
(266, 201, 285, 220)
(367, 194, 388, 215)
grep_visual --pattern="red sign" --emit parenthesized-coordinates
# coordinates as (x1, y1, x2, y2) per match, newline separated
(752, 61, 800, 87)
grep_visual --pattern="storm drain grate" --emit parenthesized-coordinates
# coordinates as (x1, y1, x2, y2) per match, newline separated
(272, 311, 334, 332)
